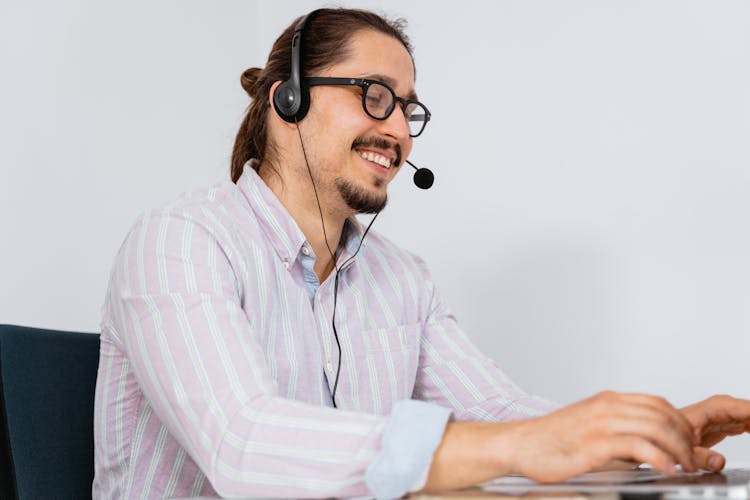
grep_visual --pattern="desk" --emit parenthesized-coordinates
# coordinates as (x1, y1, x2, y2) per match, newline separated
(175, 464, 750, 500)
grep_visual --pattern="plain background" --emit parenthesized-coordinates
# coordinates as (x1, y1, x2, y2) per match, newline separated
(2, 1, 749, 462)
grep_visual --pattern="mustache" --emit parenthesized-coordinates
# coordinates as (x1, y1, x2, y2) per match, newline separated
(351, 136, 402, 167)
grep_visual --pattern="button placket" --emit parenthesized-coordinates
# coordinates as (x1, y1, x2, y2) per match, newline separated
(314, 286, 338, 393)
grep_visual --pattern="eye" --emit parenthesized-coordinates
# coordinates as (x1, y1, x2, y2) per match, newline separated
(365, 92, 385, 108)
(404, 103, 418, 119)
(364, 83, 392, 113)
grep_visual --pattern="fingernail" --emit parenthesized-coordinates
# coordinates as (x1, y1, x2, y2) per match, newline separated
(709, 456, 721, 470)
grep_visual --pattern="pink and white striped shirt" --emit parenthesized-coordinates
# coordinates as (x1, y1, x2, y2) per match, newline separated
(93, 163, 556, 499)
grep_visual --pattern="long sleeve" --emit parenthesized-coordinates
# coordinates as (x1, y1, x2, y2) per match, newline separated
(101, 209, 388, 498)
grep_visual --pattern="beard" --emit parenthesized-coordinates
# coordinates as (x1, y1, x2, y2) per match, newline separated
(335, 177, 388, 214)
(334, 135, 399, 214)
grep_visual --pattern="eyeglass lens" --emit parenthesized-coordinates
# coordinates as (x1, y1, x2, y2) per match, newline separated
(365, 82, 427, 137)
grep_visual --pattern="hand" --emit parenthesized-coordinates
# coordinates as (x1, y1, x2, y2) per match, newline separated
(680, 395, 750, 472)
(510, 391, 699, 482)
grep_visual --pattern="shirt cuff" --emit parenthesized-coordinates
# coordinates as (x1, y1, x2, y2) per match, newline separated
(365, 399, 452, 499)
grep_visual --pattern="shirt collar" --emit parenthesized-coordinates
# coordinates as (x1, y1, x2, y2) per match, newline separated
(237, 160, 368, 270)
(339, 217, 366, 267)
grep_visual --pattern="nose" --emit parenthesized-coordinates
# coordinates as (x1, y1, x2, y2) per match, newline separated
(377, 101, 412, 143)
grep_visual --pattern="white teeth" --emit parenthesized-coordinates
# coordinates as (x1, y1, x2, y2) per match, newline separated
(358, 150, 392, 169)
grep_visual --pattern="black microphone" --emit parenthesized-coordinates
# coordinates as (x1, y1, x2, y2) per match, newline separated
(405, 160, 434, 189)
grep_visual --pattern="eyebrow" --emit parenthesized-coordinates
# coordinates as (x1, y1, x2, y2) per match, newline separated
(361, 73, 419, 101)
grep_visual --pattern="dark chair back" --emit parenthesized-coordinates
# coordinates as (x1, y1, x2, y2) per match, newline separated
(0, 324, 100, 500)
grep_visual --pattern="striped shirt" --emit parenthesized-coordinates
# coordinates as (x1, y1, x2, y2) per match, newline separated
(93, 163, 556, 499)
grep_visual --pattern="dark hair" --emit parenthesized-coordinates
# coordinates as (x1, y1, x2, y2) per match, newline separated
(230, 8, 413, 183)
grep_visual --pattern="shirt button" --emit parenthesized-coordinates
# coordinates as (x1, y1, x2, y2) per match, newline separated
(326, 361, 333, 372)
(283, 259, 290, 270)
(301, 246, 310, 256)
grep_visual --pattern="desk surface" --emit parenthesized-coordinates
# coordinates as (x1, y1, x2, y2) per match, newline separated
(175, 463, 750, 499)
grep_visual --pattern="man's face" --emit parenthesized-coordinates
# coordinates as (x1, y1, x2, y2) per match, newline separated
(299, 29, 416, 214)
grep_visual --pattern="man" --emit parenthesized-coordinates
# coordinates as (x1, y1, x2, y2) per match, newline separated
(93, 7, 750, 499)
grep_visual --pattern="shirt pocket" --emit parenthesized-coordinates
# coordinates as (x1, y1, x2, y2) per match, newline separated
(346, 323, 421, 414)
(365, 322, 420, 353)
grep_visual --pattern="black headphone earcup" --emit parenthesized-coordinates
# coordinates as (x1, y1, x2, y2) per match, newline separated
(273, 80, 299, 123)
(273, 80, 310, 123)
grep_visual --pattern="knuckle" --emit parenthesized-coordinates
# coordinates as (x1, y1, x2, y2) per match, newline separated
(710, 394, 730, 404)
(652, 395, 670, 408)
(591, 391, 616, 413)
(595, 390, 616, 403)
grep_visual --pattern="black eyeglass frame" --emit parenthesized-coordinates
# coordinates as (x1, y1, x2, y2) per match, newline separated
(304, 77, 431, 137)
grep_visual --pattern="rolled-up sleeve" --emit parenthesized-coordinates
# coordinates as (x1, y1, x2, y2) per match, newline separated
(366, 400, 452, 498)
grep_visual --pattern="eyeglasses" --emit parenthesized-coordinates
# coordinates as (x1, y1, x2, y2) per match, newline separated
(305, 77, 431, 137)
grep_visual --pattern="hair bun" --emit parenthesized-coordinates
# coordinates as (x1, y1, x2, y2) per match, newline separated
(240, 67, 263, 97)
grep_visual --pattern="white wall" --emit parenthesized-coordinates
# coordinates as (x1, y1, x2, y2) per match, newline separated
(2, 1, 748, 461)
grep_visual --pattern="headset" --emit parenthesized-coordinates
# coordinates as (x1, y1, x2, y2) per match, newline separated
(271, 9, 435, 189)
(272, 10, 317, 123)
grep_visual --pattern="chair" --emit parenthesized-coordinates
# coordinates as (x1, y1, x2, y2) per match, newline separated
(0, 324, 100, 500)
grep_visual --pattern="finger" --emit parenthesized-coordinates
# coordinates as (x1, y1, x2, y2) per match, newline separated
(704, 395, 750, 421)
(591, 459, 641, 472)
(683, 395, 750, 434)
(605, 435, 677, 477)
(607, 414, 696, 472)
(693, 446, 725, 472)
(604, 397, 697, 472)
(618, 401, 695, 447)
(586, 392, 696, 472)
(704, 421, 747, 437)
(590, 392, 695, 446)
(627, 394, 698, 445)
(699, 422, 749, 448)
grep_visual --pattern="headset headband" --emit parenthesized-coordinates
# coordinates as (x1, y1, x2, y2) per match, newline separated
(272, 10, 320, 122)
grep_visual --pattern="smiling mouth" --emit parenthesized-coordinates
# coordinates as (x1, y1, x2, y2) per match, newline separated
(352, 136, 402, 168)
(356, 150, 393, 169)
